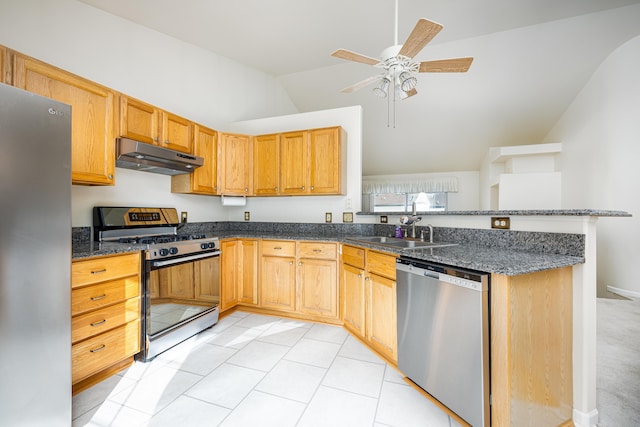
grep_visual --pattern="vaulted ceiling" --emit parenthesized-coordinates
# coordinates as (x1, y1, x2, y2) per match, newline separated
(79, 0, 640, 175)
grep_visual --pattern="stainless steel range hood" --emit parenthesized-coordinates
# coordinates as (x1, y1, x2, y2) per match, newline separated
(116, 138, 204, 175)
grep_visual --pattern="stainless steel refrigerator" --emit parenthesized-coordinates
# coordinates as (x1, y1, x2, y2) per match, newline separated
(0, 83, 72, 425)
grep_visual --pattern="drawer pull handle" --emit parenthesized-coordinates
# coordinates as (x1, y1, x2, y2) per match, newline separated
(91, 269, 107, 275)
(90, 344, 106, 353)
(90, 319, 106, 327)
(91, 294, 107, 301)
(313, 249, 322, 253)
(274, 247, 282, 250)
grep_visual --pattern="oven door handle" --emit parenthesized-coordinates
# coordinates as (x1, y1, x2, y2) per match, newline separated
(151, 251, 221, 267)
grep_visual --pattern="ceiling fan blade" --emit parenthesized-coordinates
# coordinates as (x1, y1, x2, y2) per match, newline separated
(398, 19, 443, 59)
(331, 49, 379, 66)
(340, 75, 381, 93)
(419, 57, 474, 72)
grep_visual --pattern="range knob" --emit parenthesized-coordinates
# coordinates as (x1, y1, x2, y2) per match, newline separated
(200, 243, 208, 250)
(169, 247, 178, 255)
(208, 242, 216, 249)
(159, 248, 170, 257)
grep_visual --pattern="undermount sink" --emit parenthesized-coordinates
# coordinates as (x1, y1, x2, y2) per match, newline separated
(346, 236, 457, 250)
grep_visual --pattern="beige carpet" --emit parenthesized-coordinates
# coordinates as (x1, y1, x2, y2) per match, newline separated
(596, 298, 640, 427)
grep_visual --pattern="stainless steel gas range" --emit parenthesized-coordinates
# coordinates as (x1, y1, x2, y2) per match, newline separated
(93, 207, 220, 361)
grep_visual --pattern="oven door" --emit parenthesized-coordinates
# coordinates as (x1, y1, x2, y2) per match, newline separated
(140, 250, 220, 361)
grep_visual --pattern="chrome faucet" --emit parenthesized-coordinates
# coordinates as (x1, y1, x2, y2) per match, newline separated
(420, 224, 434, 242)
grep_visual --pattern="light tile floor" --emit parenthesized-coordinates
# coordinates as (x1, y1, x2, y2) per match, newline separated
(73, 311, 463, 427)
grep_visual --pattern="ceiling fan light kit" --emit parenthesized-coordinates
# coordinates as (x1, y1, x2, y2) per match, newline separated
(331, 0, 473, 126)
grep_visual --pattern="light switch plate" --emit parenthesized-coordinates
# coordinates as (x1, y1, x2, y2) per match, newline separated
(244, 211, 250, 221)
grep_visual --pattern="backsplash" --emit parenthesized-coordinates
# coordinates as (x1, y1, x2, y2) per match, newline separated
(74, 222, 585, 257)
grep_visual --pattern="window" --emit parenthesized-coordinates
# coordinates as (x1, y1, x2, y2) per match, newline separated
(365, 192, 448, 212)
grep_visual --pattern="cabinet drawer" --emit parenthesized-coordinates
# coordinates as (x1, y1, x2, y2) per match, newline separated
(72, 319, 140, 384)
(261, 240, 296, 257)
(367, 251, 397, 280)
(72, 297, 140, 344)
(72, 276, 140, 316)
(72, 253, 140, 288)
(299, 242, 337, 260)
(342, 245, 365, 269)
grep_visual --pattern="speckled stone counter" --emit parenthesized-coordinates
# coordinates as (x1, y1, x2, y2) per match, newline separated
(357, 209, 631, 217)
(72, 220, 589, 275)
(342, 239, 584, 276)
(72, 240, 146, 260)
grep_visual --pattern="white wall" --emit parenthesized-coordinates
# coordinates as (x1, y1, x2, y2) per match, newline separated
(0, 0, 299, 227)
(545, 35, 640, 298)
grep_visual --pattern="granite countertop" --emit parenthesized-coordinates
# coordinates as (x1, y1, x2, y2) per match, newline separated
(357, 209, 631, 217)
(341, 239, 584, 276)
(73, 231, 585, 276)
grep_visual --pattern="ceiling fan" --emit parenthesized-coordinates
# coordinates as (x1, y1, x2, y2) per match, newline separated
(331, 0, 473, 101)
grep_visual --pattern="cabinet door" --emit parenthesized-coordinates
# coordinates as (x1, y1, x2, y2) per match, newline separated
(119, 96, 159, 144)
(219, 133, 253, 195)
(366, 273, 397, 362)
(254, 134, 280, 196)
(194, 256, 220, 303)
(13, 54, 116, 185)
(342, 263, 366, 337)
(238, 239, 258, 305)
(220, 240, 239, 311)
(298, 258, 338, 319)
(280, 131, 309, 195)
(161, 111, 192, 153)
(310, 127, 341, 194)
(171, 124, 217, 195)
(260, 255, 296, 311)
(1, 45, 9, 83)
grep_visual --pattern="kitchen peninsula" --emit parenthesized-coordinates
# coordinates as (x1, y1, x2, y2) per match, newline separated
(73, 209, 630, 427)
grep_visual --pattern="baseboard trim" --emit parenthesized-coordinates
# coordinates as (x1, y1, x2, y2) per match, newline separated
(573, 408, 599, 427)
(606, 285, 640, 300)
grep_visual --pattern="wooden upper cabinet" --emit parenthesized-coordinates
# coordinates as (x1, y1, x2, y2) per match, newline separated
(161, 111, 192, 153)
(13, 54, 116, 185)
(1, 45, 9, 84)
(280, 131, 309, 195)
(310, 127, 344, 194)
(219, 132, 253, 195)
(171, 124, 218, 195)
(119, 96, 192, 154)
(119, 96, 159, 144)
(253, 133, 281, 196)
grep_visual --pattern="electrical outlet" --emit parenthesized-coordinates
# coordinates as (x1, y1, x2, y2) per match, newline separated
(491, 217, 510, 229)
(180, 211, 188, 223)
(244, 211, 250, 221)
(380, 215, 388, 223)
(325, 212, 332, 223)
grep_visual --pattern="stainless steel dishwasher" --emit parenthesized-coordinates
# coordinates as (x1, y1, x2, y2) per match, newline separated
(396, 257, 490, 427)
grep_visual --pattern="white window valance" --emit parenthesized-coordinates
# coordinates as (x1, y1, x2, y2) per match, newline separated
(362, 177, 458, 194)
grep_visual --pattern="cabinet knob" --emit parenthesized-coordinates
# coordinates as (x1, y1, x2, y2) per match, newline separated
(357, 274, 362, 278)
(164, 140, 170, 144)
(365, 277, 370, 281)
(311, 186, 314, 190)
(298, 262, 302, 266)
(108, 174, 113, 180)
(301, 186, 305, 190)
(274, 187, 278, 191)
(153, 137, 159, 142)
(289, 261, 293, 265)
(244, 188, 248, 192)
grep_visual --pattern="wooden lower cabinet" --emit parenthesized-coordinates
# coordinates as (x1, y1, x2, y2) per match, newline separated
(258, 240, 339, 321)
(341, 245, 397, 363)
(297, 242, 339, 319)
(71, 253, 142, 391)
(220, 239, 258, 311)
(491, 267, 573, 427)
